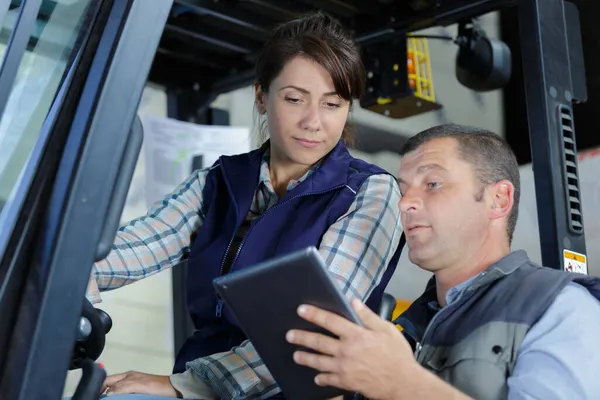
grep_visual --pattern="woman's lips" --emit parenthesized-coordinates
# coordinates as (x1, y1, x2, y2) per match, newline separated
(294, 138, 321, 148)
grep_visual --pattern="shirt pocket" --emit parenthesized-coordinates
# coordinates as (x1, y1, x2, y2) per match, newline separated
(422, 323, 520, 400)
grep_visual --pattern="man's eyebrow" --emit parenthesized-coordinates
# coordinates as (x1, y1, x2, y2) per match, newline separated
(417, 163, 448, 173)
(278, 85, 337, 96)
(397, 163, 448, 184)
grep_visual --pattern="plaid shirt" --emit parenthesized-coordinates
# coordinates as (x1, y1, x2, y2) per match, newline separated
(86, 153, 402, 400)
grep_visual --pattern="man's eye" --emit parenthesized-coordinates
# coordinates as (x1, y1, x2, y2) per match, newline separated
(428, 182, 441, 189)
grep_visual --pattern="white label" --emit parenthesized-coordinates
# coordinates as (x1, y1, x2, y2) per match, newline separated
(563, 249, 588, 275)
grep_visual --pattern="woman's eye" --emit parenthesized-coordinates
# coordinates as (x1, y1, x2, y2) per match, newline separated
(285, 97, 301, 103)
(428, 182, 441, 189)
(325, 102, 341, 108)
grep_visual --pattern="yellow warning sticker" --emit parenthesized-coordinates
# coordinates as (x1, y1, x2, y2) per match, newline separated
(563, 249, 588, 275)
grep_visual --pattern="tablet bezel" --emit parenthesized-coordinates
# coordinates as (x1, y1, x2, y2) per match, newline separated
(212, 246, 363, 400)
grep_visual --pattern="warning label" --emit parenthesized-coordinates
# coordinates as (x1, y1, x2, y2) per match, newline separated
(563, 250, 588, 275)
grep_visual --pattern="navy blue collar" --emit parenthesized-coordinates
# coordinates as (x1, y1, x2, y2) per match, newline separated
(218, 139, 352, 209)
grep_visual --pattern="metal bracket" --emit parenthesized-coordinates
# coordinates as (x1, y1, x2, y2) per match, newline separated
(518, 0, 587, 270)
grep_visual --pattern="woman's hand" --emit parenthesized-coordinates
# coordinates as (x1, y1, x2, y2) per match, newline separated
(102, 371, 179, 397)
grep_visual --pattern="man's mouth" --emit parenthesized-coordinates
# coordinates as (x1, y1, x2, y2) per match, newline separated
(406, 225, 430, 233)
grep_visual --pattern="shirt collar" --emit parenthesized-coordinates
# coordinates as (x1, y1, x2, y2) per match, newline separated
(433, 250, 531, 308)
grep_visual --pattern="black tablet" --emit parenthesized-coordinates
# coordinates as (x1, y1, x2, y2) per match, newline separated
(212, 246, 362, 400)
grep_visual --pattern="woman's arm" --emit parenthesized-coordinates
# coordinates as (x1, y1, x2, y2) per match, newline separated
(180, 173, 403, 399)
(86, 167, 210, 303)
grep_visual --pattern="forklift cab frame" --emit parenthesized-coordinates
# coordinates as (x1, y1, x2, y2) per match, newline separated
(0, 0, 589, 399)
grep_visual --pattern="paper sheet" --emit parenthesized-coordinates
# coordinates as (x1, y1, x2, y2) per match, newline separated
(141, 115, 252, 207)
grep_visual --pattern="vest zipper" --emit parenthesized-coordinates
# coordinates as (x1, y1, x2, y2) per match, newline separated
(415, 342, 423, 359)
(415, 287, 474, 362)
(215, 299, 224, 317)
(215, 239, 234, 316)
(228, 185, 346, 274)
(215, 161, 240, 318)
(214, 185, 346, 317)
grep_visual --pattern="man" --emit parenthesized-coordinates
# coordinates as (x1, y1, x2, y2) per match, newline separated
(286, 124, 600, 400)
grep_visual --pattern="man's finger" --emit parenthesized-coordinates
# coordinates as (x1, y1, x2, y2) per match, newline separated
(352, 298, 387, 331)
(315, 372, 348, 391)
(286, 329, 342, 356)
(293, 350, 338, 373)
(297, 305, 358, 337)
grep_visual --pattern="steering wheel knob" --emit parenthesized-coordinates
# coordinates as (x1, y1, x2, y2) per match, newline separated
(77, 317, 92, 341)
(70, 299, 112, 370)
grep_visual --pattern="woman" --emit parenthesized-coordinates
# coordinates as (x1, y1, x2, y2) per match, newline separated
(89, 11, 403, 400)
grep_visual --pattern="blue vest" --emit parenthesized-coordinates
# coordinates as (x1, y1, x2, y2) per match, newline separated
(173, 140, 402, 373)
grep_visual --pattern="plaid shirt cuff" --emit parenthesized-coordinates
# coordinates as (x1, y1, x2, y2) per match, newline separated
(85, 278, 102, 304)
(185, 340, 282, 400)
(186, 352, 262, 400)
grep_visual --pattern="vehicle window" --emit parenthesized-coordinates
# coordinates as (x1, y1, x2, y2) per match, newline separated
(0, 0, 93, 219)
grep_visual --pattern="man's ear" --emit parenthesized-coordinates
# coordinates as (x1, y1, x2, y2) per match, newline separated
(489, 180, 514, 220)
(255, 84, 267, 115)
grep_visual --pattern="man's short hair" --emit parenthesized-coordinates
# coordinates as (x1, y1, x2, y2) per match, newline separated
(400, 124, 521, 243)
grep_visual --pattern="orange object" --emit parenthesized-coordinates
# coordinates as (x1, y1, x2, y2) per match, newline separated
(393, 299, 412, 318)
(392, 299, 412, 332)
(407, 58, 415, 75)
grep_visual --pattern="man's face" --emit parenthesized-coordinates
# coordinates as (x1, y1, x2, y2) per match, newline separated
(398, 138, 490, 271)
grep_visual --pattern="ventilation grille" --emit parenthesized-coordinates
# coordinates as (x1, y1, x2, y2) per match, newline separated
(558, 105, 583, 234)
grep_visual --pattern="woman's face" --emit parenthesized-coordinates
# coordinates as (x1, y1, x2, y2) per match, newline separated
(257, 55, 350, 166)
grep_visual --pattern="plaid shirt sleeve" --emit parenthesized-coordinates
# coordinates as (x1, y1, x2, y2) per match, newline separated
(85, 168, 208, 303)
(185, 173, 403, 400)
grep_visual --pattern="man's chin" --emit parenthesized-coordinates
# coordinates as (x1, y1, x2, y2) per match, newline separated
(407, 248, 438, 271)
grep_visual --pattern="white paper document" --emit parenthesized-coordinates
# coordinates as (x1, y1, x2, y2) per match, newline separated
(141, 116, 252, 207)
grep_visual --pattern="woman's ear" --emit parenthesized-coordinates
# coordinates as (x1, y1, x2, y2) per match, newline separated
(255, 84, 267, 115)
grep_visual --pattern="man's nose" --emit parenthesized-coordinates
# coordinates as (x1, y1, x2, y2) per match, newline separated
(399, 187, 422, 214)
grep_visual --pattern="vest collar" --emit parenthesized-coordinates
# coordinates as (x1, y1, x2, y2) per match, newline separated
(429, 250, 531, 302)
(297, 138, 352, 194)
(218, 138, 352, 209)
(468, 250, 530, 290)
(396, 250, 531, 342)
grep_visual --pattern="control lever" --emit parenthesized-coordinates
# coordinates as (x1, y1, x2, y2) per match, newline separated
(377, 293, 397, 322)
(353, 292, 399, 400)
(72, 358, 106, 400)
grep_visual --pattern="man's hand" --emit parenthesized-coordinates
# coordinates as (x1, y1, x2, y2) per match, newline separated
(286, 298, 416, 400)
(102, 371, 179, 397)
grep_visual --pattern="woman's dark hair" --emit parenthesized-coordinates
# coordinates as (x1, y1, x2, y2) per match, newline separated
(255, 11, 365, 145)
